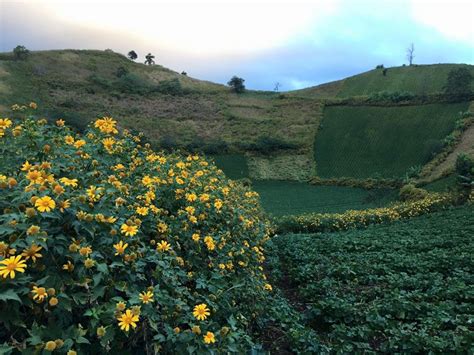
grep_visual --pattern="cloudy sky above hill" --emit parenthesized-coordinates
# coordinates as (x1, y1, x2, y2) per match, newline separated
(1, 0, 473, 90)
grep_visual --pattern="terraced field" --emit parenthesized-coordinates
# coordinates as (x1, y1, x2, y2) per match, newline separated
(315, 103, 469, 178)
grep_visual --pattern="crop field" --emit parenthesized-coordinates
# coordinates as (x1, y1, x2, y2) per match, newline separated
(315, 103, 469, 178)
(251, 181, 396, 216)
(267, 206, 474, 353)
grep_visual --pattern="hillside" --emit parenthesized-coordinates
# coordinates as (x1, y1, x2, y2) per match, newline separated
(0, 49, 473, 182)
(292, 63, 474, 98)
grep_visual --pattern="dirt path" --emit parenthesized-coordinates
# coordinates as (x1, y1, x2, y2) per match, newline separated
(426, 124, 474, 180)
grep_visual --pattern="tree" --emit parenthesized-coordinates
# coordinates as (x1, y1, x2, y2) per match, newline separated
(13, 45, 30, 61)
(274, 82, 281, 92)
(127, 50, 137, 61)
(444, 67, 473, 100)
(181, 71, 187, 76)
(406, 43, 415, 65)
(144, 53, 155, 65)
(227, 76, 245, 93)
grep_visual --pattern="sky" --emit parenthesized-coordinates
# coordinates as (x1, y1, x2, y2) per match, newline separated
(0, 0, 473, 90)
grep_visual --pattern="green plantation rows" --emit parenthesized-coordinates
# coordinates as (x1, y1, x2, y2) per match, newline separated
(267, 206, 474, 353)
(315, 102, 469, 178)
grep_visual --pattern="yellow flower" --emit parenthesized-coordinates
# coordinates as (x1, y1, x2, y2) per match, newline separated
(26, 170, 42, 184)
(186, 193, 197, 202)
(62, 261, 74, 272)
(117, 309, 139, 332)
(74, 139, 86, 149)
(192, 233, 200, 242)
(114, 241, 128, 256)
(49, 297, 59, 306)
(29, 102, 37, 109)
(58, 200, 70, 212)
(121, 224, 138, 237)
(156, 240, 171, 252)
(136, 207, 149, 216)
(84, 258, 95, 268)
(65, 135, 75, 145)
(94, 117, 118, 134)
(59, 177, 78, 187)
(21, 160, 32, 171)
(214, 199, 223, 210)
(264, 283, 273, 291)
(26, 225, 41, 235)
(139, 291, 154, 304)
(32, 286, 48, 302)
(203, 331, 216, 344)
(35, 196, 56, 212)
(79, 246, 92, 257)
(44, 341, 56, 351)
(102, 137, 115, 151)
(193, 303, 210, 321)
(0, 255, 27, 279)
(0, 118, 12, 129)
(56, 119, 65, 127)
(21, 244, 43, 262)
(97, 326, 106, 337)
(67, 350, 77, 355)
(116, 301, 126, 311)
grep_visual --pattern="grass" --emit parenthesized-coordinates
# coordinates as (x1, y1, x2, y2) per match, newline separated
(267, 205, 474, 353)
(251, 181, 397, 216)
(315, 103, 469, 178)
(422, 174, 457, 192)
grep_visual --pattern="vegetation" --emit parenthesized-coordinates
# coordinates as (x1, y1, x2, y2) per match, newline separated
(315, 103, 469, 178)
(252, 181, 396, 217)
(227, 76, 245, 94)
(0, 105, 274, 353)
(444, 67, 473, 101)
(127, 50, 137, 61)
(268, 206, 474, 353)
(276, 193, 450, 233)
(13, 45, 30, 61)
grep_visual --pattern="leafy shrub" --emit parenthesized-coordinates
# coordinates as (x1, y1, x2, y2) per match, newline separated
(115, 73, 153, 95)
(310, 176, 402, 190)
(0, 105, 273, 353)
(399, 184, 428, 201)
(115, 66, 129, 78)
(444, 67, 473, 101)
(227, 76, 245, 94)
(368, 90, 415, 103)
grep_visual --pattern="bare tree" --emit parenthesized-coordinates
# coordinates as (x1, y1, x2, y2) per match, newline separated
(274, 82, 281, 92)
(406, 43, 415, 66)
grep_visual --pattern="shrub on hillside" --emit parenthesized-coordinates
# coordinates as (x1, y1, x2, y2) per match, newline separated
(227, 76, 246, 94)
(0, 105, 272, 353)
(455, 153, 474, 203)
(444, 67, 473, 101)
(154, 78, 184, 96)
(399, 184, 428, 201)
(244, 136, 298, 155)
(13, 45, 30, 61)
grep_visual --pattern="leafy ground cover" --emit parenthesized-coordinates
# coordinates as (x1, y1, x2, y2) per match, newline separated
(267, 205, 474, 353)
(251, 181, 397, 216)
(315, 103, 469, 178)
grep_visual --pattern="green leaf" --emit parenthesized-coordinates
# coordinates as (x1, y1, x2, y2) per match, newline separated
(0, 289, 21, 303)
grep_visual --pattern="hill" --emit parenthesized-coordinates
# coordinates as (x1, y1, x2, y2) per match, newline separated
(0, 49, 473, 183)
(292, 63, 474, 98)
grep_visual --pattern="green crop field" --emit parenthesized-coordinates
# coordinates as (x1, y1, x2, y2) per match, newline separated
(315, 103, 469, 178)
(267, 205, 474, 353)
(251, 181, 396, 216)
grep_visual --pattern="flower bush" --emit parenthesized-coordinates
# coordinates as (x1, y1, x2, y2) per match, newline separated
(0, 104, 272, 353)
(276, 193, 451, 234)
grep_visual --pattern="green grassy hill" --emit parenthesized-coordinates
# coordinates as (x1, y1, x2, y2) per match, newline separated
(293, 64, 474, 98)
(1, 49, 472, 184)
